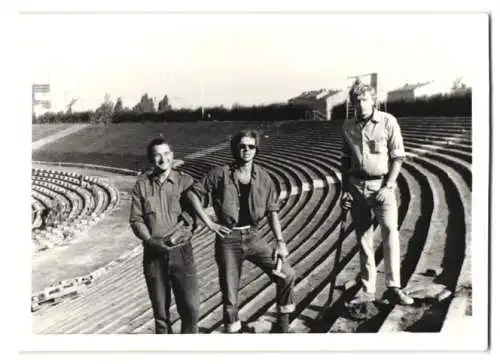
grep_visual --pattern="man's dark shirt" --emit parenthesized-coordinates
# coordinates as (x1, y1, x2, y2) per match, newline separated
(189, 163, 280, 228)
(237, 181, 252, 227)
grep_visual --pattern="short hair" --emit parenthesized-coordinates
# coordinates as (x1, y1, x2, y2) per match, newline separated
(147, 137, 172, 163)
(230, 130, 260, 160)
(349, 82, 377, 104)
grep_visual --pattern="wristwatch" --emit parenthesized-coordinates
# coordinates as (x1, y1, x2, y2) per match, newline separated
(276, 239, 285, 244)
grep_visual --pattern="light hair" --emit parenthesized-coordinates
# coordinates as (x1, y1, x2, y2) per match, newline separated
(349, 83, 377, 104)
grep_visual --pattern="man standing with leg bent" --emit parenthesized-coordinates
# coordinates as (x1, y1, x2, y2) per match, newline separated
(341, 83, 414, 306)
(187, 130, 296, 333)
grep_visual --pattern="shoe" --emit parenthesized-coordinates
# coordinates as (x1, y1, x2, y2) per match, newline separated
(270, 324, 296, 333)
(387, 287, 414, 305)
(345, 291, 376, 307)
(224, 327, 244, 334)
(224, 321, 254, 333)
(224, 321, 242, 333)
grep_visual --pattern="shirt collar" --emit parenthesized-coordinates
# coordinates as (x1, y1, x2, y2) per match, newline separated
(230, 162, 258, 178)
(148, 169, 178, 184)
(372, 110, 382, 123)
(356, 109, 382, 124)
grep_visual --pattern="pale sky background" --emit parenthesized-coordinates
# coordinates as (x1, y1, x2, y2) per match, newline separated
(18, 12, 487, 112)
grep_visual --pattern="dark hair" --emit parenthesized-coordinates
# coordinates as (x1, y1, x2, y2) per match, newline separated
(147, 137, 171, 163)
(230, 130, 260, 160)
(349, 82, 377, 104)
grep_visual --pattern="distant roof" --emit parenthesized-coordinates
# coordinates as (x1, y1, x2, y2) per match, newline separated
(389, 81, 432, 93)
(288, 88, 341, 102)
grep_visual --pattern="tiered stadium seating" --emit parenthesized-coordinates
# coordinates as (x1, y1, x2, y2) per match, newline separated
(31, 116, 472, 334)
(31, 168, 120, 252)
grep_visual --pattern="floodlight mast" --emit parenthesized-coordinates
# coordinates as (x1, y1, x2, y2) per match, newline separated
(201, 79, 205, 120)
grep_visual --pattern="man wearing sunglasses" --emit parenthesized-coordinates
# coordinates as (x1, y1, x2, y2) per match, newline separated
(187, 130, 296, 333)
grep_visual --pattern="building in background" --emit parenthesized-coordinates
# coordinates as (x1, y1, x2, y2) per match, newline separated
(288, 88, 343, 120)
(386, 81, 445, 102)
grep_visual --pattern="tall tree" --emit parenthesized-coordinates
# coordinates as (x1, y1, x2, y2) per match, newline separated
(92, 93, 114, 124)
(133, 93, 155, 113)
(114, 97, 124, 113)
(158, 95, 171, 111)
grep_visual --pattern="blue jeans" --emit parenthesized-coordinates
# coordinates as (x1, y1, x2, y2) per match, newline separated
(215, 228, 296, 332)
(143, 242, 200, 334)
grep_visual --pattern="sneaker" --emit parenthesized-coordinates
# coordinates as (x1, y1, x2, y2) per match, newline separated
(224, 327, 245, 334)
(345, 291, 376, 307)
(387, 287, 414, 305)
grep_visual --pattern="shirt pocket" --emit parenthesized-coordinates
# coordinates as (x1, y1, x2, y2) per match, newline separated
(221, 183, 239, 206)
(166, 193, 182, 214)
(251, 185, 268, 218)
(144, 196, 160, 215)
(367, 136, 387, 154)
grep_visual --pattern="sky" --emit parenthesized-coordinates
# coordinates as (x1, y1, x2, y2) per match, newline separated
(18, 12, 488, 112)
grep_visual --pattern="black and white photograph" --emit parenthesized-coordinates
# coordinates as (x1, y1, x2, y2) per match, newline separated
(15, 2, 492, 355)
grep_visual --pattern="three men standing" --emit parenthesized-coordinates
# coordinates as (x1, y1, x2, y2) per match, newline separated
(130, 90, 414, 334)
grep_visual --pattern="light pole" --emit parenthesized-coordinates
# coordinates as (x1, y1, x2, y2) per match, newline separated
(201, 78, 205, 121)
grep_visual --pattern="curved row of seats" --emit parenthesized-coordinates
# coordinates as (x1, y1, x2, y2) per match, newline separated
(31, 168, 120, 253)
(281, 117, 471, 333)
(32, 116, 472, 334)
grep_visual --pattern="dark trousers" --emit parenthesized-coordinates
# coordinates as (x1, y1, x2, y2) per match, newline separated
(215, 228, 296, 331)
(143, 242, 200, 334)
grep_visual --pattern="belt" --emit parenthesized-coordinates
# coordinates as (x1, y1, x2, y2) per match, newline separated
(350, 171, 386, 181)
(233, 225, 251, 230)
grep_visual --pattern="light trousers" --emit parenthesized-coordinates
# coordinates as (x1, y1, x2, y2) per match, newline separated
(348, 176, 401, 293)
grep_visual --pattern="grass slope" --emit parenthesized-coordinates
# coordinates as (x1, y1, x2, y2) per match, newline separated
(32, 124, 77, 142)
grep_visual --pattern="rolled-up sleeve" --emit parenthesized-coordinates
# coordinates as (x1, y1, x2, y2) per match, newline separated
(189, 168, 218, 208)
(265, 177, 280, 212)
(181, 173, 194, 192)
(129, 182, 152, 241)
(387, 117, 406, 159)
(129, 182, 144, 226)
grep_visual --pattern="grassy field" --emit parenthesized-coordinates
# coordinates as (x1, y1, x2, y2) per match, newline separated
(32, 120, 295, 171)
(32, 124, 77, 142)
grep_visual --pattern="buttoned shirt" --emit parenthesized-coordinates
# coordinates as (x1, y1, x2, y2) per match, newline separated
(189, 163, 280, 228)
(342, 109, 406, 177)
(130, 169, 194, 239)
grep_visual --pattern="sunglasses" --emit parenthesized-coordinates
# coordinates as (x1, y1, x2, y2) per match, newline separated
(239, 144, 256, 150)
